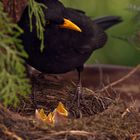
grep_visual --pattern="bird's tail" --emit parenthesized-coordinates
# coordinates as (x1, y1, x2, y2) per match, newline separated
(93, 16, 122, 30)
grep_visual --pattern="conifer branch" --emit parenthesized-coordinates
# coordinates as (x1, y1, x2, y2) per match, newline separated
(0, 2, 31, 107)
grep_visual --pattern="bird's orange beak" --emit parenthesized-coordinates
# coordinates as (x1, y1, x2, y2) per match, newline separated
(59, 18, 82, 32)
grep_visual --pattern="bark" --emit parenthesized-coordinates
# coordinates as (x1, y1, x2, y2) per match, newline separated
(2, 0, 27, 22)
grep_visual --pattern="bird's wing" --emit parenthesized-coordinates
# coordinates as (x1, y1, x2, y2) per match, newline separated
(73, 25, 107, 55)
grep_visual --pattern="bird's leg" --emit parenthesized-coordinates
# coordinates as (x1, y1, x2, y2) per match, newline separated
(76, 69, 82, 107)
(31, 80, 38, 109)
(31, 72, 46, 109)
(72, 67, 84, 108)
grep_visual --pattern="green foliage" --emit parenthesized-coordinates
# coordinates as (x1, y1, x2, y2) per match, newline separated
(28, 0, 47, 51)
(128, 2, 140, 50)
(0, 2, 31, 107)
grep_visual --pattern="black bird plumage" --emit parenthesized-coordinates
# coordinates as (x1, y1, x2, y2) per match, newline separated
(18, 0, 122, 106)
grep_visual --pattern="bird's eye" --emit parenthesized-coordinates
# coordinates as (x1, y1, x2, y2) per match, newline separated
(46, 20, 50, 25)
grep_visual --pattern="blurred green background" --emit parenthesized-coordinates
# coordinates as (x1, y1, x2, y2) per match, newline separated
(61, 0, 140, 66)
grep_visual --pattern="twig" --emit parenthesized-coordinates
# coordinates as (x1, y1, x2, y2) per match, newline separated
(52, 130, 96, 136)
(99, 65, 140, 92)
(131, 133, 140, 140)
(121, 108, 131, 118)
(38, 130, 96, 140)
(0, 124, 23, 140)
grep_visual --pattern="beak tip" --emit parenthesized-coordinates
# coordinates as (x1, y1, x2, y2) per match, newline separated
(79, 29, 82, 32)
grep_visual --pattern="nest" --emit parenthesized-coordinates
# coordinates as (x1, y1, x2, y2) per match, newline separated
(0, 67, 140, 140)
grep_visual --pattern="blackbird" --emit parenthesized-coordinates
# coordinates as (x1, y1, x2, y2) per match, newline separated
(18, 0, 122, 106)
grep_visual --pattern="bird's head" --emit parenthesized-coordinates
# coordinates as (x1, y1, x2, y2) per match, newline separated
(46, 14, 82, 32)
(43, 0, 82, 32)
